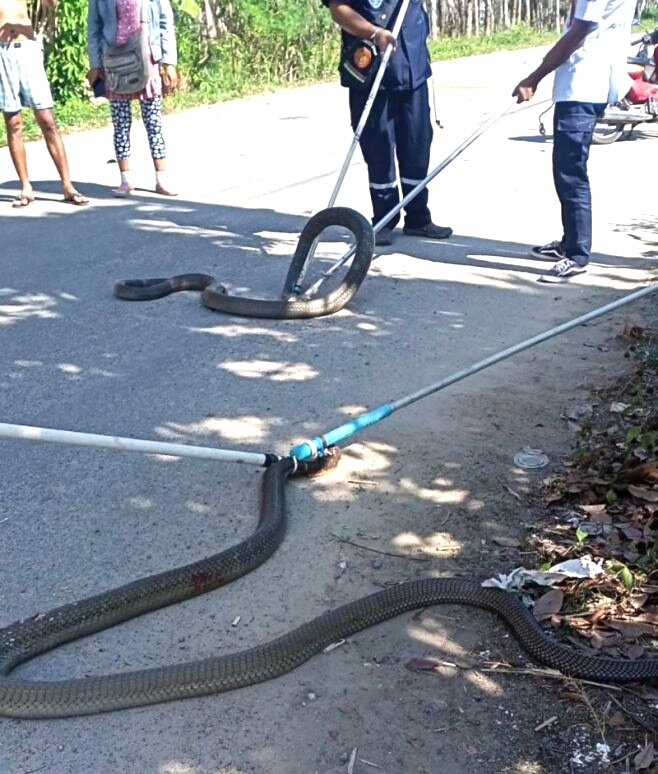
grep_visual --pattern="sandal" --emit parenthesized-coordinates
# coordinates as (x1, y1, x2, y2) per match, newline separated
(11, 195, 35, 208)
(155, 182, 178, 197)
(112, 183, 133, 198)
(63, 192, 89, 206)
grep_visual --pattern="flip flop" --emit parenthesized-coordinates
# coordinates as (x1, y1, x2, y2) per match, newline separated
(63, 192, 89, 206)
(11, 195, 34, 208)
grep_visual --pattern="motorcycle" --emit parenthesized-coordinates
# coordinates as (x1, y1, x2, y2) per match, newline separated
(592, 26, 658, 144)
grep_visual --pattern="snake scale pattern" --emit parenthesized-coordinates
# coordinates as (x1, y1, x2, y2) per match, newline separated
(113, 207, 374, 319)
(1, 457, 656, 719)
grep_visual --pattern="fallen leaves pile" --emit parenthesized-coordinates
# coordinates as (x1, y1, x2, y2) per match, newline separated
(534, 342, 658, 658)
(520, 330, 657, 768)
(532, 330, 657, 679)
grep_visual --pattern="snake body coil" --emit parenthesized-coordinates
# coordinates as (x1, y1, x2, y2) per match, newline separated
(1, 458, 656, 719)
(113, 207, 374, 319)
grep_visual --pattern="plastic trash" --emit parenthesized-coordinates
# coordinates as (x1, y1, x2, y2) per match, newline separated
(514, 447, 549, 469)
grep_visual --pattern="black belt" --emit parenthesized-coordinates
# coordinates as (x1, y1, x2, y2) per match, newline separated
(0, 42, 27, 48)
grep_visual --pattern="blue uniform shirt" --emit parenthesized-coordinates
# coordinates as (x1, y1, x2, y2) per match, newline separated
(322, 0, 432, 91)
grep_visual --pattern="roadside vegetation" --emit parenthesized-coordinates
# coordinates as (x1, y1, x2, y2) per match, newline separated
(0, 0, 579, 146)
(3, 0, 657, 146)
(525, 322, 658, 766)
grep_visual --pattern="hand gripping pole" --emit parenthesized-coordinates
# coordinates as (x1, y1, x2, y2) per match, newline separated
(287, 0, 412, 296)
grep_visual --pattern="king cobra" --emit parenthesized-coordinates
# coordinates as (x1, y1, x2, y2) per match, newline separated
(113, 207, 374, 319)
(1, 455, 656, 719)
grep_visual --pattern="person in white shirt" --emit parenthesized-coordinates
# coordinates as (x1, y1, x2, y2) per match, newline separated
(512, 0, 636, 283)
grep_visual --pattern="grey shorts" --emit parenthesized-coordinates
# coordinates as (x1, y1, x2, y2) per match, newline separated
(0, 40, 53, 113)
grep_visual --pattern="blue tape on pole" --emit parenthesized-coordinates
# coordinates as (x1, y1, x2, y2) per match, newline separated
(289, 404, 393, 460)
(288, 437, 322, 461)
(323, 405, 393, 447)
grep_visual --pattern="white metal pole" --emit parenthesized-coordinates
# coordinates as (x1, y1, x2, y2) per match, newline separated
(0, 423, 272, 466)
(301, 101, 515, 300)
(287, 0, 413, 296)
(326, 0, 413, 208)
(290, 282, 658, 459)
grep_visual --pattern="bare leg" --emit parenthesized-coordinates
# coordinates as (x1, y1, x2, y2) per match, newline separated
(32, 107, 86, 201)
(4, 111, 34, 202)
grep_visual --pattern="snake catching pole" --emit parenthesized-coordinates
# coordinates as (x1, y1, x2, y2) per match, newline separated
(290, 0, 412, 293)
(2, 285, 657, 469)
(0, 423, 275, 467)
(290, 282, 658, 460)
(298, 101, 515, 300)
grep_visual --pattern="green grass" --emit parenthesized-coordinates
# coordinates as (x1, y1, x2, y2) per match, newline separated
(0, 25, 556, 148)
(427, 25, 556, 61)
(642, 5, 658, 24)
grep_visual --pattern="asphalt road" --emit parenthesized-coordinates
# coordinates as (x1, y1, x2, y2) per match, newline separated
(1, 47, 656, 774)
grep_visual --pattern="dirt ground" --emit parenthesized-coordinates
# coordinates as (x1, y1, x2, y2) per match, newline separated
(290, 301, 658, 774)
(1, 46, 657, 774)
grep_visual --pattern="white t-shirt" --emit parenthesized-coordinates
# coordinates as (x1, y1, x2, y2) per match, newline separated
(553, 0, 636, 104)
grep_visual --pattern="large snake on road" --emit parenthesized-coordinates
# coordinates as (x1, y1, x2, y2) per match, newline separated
(113, 207, 374, 319)
(1, 454, 656, 719)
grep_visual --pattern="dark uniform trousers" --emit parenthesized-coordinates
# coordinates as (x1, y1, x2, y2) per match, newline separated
(334, 0, 434, 230)
(349, 81, 433, 230)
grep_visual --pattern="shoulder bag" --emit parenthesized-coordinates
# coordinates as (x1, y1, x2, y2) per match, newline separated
(102, 0, 151, 95)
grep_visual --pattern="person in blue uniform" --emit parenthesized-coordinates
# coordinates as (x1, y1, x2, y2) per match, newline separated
(322, 0, 452, 246)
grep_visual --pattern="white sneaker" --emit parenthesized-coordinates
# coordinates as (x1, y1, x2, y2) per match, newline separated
(538, 257, 587, 283)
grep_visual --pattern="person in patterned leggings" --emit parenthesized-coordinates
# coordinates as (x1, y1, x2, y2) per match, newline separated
(87, 0, 178, 197)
